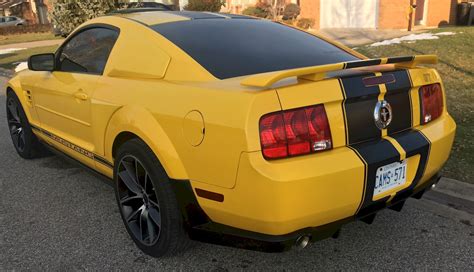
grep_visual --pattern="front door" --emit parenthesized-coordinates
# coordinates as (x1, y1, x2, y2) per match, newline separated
(33, 27, 119, 167)
(415, 0, 428, 25)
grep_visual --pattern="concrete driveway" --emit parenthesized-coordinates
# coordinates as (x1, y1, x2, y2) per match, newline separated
(0, 75, 473, 271)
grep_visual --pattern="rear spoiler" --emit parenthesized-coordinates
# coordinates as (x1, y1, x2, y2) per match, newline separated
(240, 55, 438, 88)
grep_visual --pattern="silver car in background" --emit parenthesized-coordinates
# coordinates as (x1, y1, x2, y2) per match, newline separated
(0, 16, 25, 27)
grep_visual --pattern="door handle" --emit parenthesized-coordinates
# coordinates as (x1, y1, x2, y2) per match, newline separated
(74, 91, 88, 101)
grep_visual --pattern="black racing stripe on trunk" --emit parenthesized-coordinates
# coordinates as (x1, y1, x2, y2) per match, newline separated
(383, 70, 413, 134)
(386, 56, 415, 64)
(340, 73, 381, 144)
(341, 73, 380, 98)
(351, 139, 401, 216)
(338, 79, 349, 145)
(390, 130, 431, 203)
(344, 59, 382, 69)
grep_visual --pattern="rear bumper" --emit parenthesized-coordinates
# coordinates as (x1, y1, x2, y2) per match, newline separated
(185, 173, 440, 252)
(182, 114, 455, 250)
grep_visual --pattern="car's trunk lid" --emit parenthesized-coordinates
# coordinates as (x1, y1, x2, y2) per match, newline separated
(242, 55, 439, 147)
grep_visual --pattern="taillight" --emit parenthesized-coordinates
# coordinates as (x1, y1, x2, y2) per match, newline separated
(420, 83, 443, 124)
(259, 105, 332, 160)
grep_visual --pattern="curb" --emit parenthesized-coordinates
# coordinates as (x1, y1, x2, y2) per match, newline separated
(435, 177, 474, 202)
(424, 177, 474, 215)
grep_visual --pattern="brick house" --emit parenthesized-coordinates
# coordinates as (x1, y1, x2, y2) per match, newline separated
(0, 0, 51, 25)
(300, 0, 461, 29)
(212, 0, 461, 29)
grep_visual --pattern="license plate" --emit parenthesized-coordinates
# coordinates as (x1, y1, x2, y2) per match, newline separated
(374, 160, 407, 197)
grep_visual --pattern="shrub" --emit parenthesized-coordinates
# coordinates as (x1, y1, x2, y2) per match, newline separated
(242, 6, 269, 18)
(49, 0, 121, 35)
(282, 3, 300, 20)
(281, 19, 296, 26)
(297, 18, 315, 29)
(184, 0, 226, 12)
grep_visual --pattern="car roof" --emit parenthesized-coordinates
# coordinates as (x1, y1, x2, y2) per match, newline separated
(111, 10, 254, 26)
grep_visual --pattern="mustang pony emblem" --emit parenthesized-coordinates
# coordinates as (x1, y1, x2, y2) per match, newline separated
(374, 100, 393, 129)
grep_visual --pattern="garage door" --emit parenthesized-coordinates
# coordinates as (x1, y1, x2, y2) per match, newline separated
(320, 0, 378, 28)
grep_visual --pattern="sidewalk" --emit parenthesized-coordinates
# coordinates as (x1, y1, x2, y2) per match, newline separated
(313, 28, 425, 47)
(0, 39, 63, 51)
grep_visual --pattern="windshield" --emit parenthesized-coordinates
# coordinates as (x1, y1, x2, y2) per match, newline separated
(152, 19, 359, 79)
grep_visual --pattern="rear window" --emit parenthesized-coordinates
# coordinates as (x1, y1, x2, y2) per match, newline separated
(152, 19, 359, 79)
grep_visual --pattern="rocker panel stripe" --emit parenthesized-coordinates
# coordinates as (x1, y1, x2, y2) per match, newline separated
(30, 124, 113, 168)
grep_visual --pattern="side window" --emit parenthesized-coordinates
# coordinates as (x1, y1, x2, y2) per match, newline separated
(0, 18, 4, 23)
(6, 17, 16, 22)
(57, 27, 119, 75)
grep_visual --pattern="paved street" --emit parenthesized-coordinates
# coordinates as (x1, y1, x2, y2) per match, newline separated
(0, 76, 473, 271)
(0, 39, 63, 51)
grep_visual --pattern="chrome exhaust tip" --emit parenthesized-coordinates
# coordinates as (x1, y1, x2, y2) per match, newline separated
(295, 235, 311, 249)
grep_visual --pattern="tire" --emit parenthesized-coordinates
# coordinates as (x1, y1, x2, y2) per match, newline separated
(114, 139, 191, 257)
(6, 90, 49, 159)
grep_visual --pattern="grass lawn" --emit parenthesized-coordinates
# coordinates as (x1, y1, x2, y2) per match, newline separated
(0, 32, 60, 46)
(357, 27, 474, 184)
(0, 45, 58, 70)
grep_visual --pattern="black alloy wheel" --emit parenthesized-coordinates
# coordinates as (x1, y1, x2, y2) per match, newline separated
(117, 155, 162, 246)
(114, 139, 191, 257)
(6, 97, 26, 153)
(6, 91, 48, 159)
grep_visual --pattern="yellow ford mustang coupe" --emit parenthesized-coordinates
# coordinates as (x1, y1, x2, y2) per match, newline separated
(6, 10, 456, 257)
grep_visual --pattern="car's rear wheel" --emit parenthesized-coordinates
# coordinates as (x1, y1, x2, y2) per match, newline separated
(6, 91, 48, 159)
(114, 139, 191, 257)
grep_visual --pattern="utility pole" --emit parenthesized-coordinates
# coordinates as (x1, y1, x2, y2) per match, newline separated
(408, 0, 416, 31)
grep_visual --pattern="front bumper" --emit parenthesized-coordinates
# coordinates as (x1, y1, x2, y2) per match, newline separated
(180, 114, 455, 251)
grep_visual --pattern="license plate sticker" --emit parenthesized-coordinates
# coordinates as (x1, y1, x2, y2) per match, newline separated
(374, 160, 408, 197)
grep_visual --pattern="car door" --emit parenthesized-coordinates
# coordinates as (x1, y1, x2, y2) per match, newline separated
(5, 17, 17, 26)
(32, 26, 119, 167)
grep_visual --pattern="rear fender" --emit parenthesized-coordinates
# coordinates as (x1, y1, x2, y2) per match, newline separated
(104, 105, 188, 179)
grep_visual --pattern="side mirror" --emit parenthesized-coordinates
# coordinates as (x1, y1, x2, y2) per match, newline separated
(28, 53, 55, 71)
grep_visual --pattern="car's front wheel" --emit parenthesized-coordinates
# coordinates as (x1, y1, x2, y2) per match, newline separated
(6, 90, 48, 159)
(114, 139, 191, 257)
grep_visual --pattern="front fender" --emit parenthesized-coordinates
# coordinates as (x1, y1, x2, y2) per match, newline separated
(104, 105, 188, 180)
(6, 74, 40, 126)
